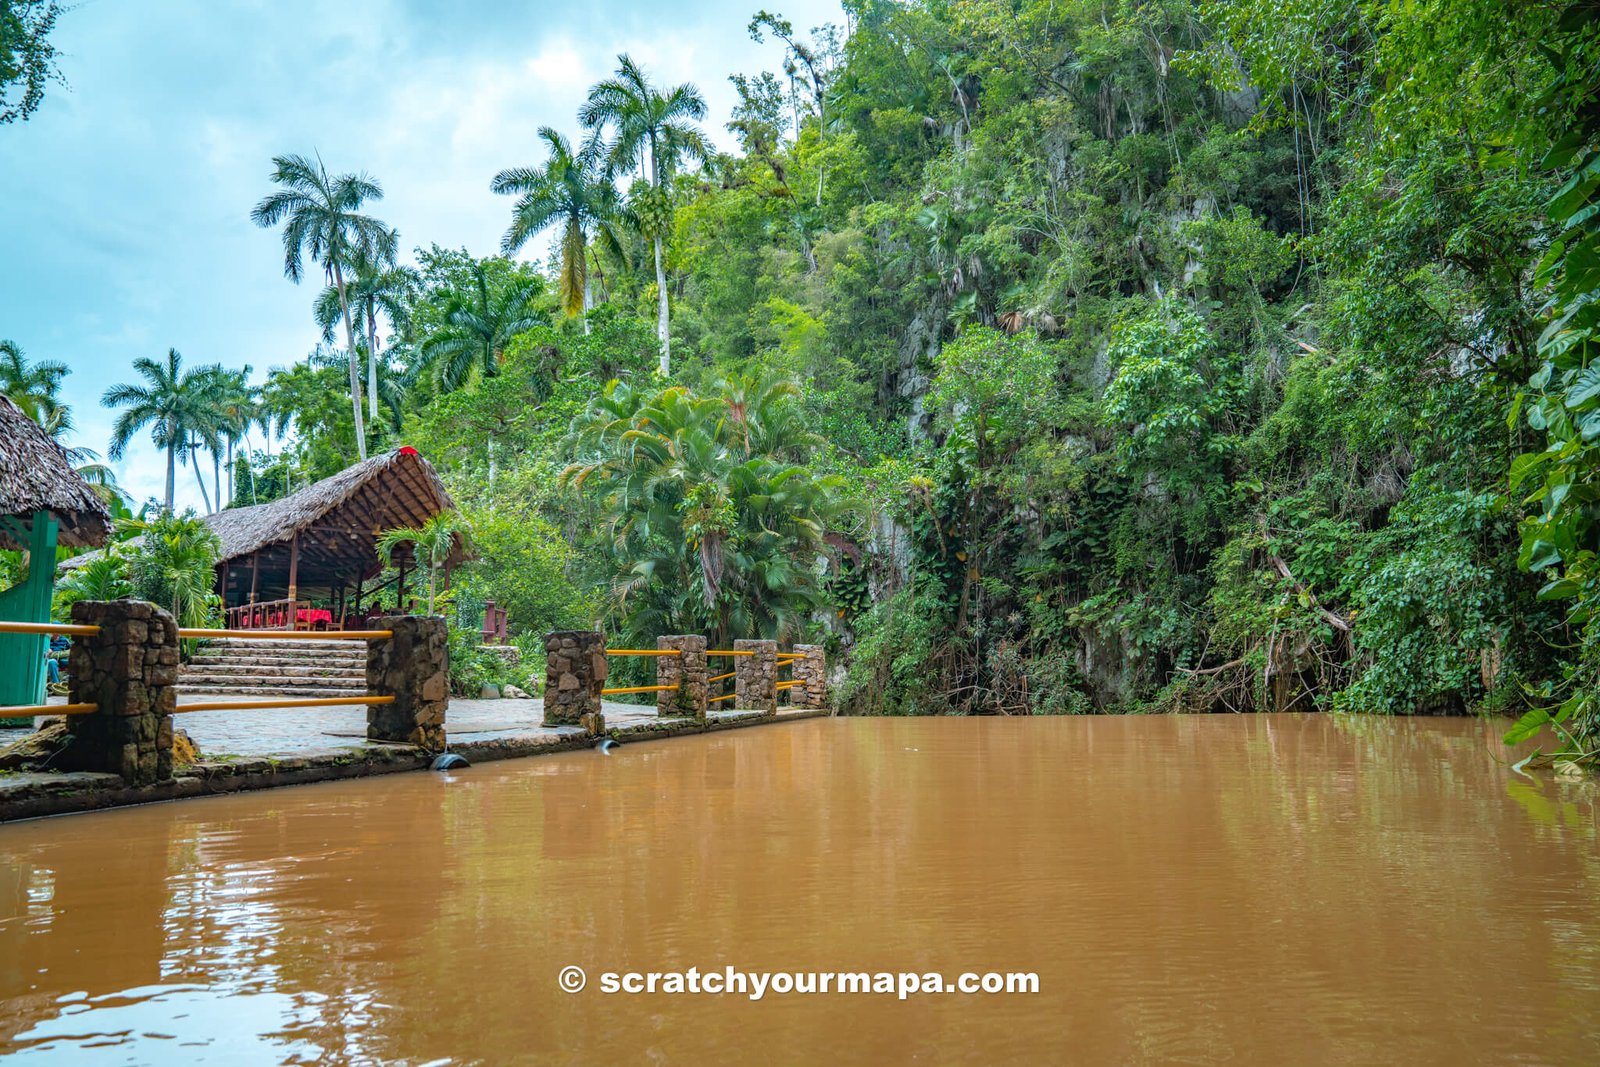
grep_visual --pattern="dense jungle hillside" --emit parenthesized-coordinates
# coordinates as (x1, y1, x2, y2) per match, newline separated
(12, 1, 1600, 750)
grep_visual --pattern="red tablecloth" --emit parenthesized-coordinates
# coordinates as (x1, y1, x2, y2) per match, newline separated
(236, 608, 333, 627)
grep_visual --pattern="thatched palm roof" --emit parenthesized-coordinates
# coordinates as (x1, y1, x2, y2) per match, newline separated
(0, 394, 111, 550)
(200, 447, 462, 565)
(60, 449, 465, 587)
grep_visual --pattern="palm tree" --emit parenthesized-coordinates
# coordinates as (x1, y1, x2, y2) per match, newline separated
(580, 54, 711, 375)
(0, 339, 70, 426)
(314, 229, 415, 422)
(102, 348, 223, 513)
(561, 378, 838, 646)
(417, 261, 544, 392)
(492, 127, 624, 329)
(375, 512, 462, 615)
(251, 153, 390, 461)
(206, 366, 257, 507)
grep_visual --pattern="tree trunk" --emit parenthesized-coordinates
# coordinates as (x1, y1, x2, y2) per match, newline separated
(651, 146, 670, 376)
(191, 448, 213, 514)
(212, 449, 222, 512)
(366, 300, 380, 422)
(583, 270, 593, 336)
(333, 261, 368, 461)
(225, 439, 234, 504)
(654, 234, 669, 375)
(164, 445, 176, 513)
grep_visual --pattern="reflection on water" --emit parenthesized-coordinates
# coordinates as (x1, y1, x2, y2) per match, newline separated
(1, 715, 1597, 1064)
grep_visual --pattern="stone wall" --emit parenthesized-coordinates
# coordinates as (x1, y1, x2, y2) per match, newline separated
(60, 600, 178, 784)
(367, 616, 447, 752)
(791, 644, 827, 709)
(734, 638, 778, 715)
(545, 630, 606, 733)
(656, 635, 708, 719)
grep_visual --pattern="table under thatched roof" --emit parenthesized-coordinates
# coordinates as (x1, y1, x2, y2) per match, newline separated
(0, 394, 111, 550)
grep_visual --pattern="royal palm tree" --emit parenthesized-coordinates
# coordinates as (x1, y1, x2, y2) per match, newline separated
(314, 229, 415, 422)
(580, 54, 711, 375)
(103, 349, 223, 513)
(417, 261, 544, 393)
(251, 153, 390, 461)
(0, 339, 69, 426)
(492, 127, 624, 329)
(205, 366, 257, 507)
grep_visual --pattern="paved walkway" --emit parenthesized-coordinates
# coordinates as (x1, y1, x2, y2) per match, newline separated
(28, 696, 790, 758)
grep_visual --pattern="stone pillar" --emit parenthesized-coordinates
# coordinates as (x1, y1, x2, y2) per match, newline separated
(655, 635, 708, 720)
(791, 644, 827, 709)
(544, 630, 606, 733)
(60, 600, 179, 784)
(367, 615, 447, 752)
(734, 638, 778, 715)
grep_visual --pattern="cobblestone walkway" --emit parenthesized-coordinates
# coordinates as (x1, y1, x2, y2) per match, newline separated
(29, 696, 794, 758)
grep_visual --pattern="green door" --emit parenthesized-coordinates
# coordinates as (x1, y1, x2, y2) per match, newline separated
(0, 511, 59, 721)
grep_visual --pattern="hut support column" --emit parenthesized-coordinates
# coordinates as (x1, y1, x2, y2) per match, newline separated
(287, 534, 299, 604)
(249, 551, 259, 603)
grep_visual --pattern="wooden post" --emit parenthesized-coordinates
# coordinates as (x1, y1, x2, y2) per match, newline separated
(287, 534, 299, 604)
(249, 551, 259, 603)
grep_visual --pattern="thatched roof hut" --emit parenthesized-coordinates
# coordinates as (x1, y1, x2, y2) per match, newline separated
(0, 394, 111, 550)
(61, 447, 465, 623)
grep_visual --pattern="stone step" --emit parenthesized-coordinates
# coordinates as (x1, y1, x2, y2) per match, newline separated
(187, 654, 367, 669)
(175, 685, 370, 700)
(182, 662, 366, 679)
(180, 668, 366, 684)
(201, 642, 371, 657)
(178, 675, 368, 694)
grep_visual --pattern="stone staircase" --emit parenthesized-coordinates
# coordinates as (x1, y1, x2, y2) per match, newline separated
(179, 637, 369, 700)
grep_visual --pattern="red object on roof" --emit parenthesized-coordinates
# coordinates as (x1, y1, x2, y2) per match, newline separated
(398, 446, 419, 456)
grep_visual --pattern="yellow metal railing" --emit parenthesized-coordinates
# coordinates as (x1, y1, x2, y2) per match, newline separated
(600, 684, 679, 696)
(0, 620, 100, 637)
(2, 702, 97, 716)
(0, 619, 398, 721)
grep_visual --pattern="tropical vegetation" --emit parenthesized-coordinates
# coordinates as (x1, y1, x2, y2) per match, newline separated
(7, 1, 1600, 766)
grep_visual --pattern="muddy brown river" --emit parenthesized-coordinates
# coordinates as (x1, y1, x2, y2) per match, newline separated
(2, 715, 1598, 1064)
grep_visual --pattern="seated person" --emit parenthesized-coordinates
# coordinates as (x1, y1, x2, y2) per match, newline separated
(45, 633, 69, 687)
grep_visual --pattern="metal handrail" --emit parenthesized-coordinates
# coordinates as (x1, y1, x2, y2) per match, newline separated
(709, 692, 737, 703)
(0, 621, 100, 636)
(706, 649, 755, 657)
(601, 684, 680, 696)
(708, 670, 736, 684)
(608, 649, 683, 656)
(1, 702, 97, 716)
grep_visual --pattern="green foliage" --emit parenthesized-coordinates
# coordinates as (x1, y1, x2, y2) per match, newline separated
(0, 0, 61, 123)
(561, 376, 841, 646)
(121, 511, 223, 641)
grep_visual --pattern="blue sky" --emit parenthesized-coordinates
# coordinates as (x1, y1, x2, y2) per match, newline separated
(0, 0, 843, 511)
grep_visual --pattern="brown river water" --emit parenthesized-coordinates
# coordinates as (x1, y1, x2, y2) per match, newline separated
(2, 715, 1598, 1065)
